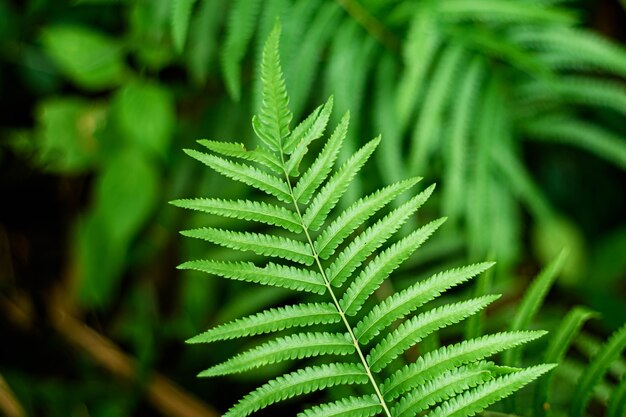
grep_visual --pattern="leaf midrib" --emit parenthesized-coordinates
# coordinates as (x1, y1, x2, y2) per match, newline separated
(277, 147, 393, 417)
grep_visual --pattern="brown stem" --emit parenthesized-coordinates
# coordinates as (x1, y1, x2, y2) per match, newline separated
(1, 294, 219, 417)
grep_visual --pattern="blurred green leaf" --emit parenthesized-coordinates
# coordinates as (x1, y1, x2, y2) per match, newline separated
(112, 81, 174, 157)
(171, 0, 197, 53)
(41, 25, 127, 90)
(532, 216, 586, 286)
(95, 148, 159, 243)
(36, 98, 105, 172)
(76, 211, 125, 307)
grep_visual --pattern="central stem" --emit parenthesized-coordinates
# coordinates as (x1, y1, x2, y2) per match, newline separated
(279, 155, 392, 417)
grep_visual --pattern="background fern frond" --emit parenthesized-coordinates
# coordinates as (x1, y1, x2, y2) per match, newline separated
(571, 324, 626, 417)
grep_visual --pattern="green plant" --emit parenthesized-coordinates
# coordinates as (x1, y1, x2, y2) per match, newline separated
(173, 23, 556, 417)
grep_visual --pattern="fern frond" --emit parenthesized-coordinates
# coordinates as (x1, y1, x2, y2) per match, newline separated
(284, 102, 322, 154)
(171, 198, 301, 233)
(503, 249, 567, 367)
(382, 331, 547, 400)
(181, 227, 313, 265)
(183, 149, 291, 202)
(341, 218, 446, 316)
(255, 21, 292, 152)
(571, 323, 626, 417)
(326, 184, 435, 287)
(533, 306, 597, 417)
(198, 139, 282, 173)
(524, 115, 626, 170)
(437, 0, 576, 23)
(396, 2, 441, 132)
(409, 42, 465, 173)
(199, 332, 354, 377)
(607, 377, 626, 417)
(443, 56, 484, 224)
(513, 26, 626, 78)
(187, 302, 341, 344)
(520, 76, 626, 117)
(221, 0, 262, 100)
(302, 137, 380, 231)
(391, 362, 495, 417)
(367, 295, 500, 373)
(178, 260, 324, 293)
(315, 177, 422, 260)
(298, 395, 382, 417)
(171, 0, 197, 52)
(425, 364, 556, 417)
(223, 363, 369, 417)
(293, 111, 348, 204)
(283, 3, 341, 118)
(355, 262, 495, 344)
(286, 96, 333, 176)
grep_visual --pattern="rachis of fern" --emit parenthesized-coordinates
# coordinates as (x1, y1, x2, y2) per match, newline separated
(173, 22, 555, 417)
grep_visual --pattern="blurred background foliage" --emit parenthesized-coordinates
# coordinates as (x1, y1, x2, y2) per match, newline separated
(0, 0, 625, 416)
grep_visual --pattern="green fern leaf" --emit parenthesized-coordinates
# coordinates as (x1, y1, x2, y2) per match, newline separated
(286, 96, 333, 176)
(198, 139, 282, 173)
(187, 302, 340, 344)
(199, 332, 354, 377)
(181, 227, 313, 265)
(302, 137, 380, 231)
(438, 0, 576, 23)
(443, 56, 484, 225)
(607, 377, 626, 417)
(382, 331, 547, 400)
(315, 177, 422, 260)
(171, 0, 197, 52)
(178, 260, 324, 293)
(223, 363, 368, 417)
(524, 115, 626, 170)
(184, 149, 291, 202)
(355, 262, 495, 344)
(409, 42, 466, 173)
(396, 2, 441, 132)
(254, 21, 292, 152)
(298, 394, 381, 417)
(425, 364, 556, 417)
(326, 184, 435, 287)
(283, 102, 322, 154)
(520, 76, 626, 117)
(179, 24, 557, 417)
(513, 26, 626, 78)
(221, 0, 262, 100)
(533, 306, 597, 417)
(391, 362, 495, 417)
(367, 295, 500, 373)
(341, 218, 446, 316)
(503, 249, 568, 367)
(171, 198, 302, 232)
(571, 323, 626, 417)
(293, 111, 348, 204)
